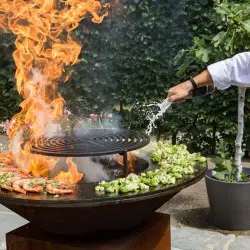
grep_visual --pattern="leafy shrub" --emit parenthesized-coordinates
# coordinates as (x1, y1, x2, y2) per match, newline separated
(0, 0, 249, 156)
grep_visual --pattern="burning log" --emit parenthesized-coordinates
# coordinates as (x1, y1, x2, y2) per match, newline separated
(116, 152, 137, 173)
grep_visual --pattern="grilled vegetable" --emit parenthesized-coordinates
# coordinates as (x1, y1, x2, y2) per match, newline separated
(95, 141, 206, 194)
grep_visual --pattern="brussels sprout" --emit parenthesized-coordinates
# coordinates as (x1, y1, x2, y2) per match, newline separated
(95, 186, 104, 192)
(146, 171, 155, 178)
(159, 176, 169, 185)
(149, 177, 160, 187)
(106, 186, 119, 193)
(139, 183, 150, 190)
(173, 173, 182, 179)
(119, 186, 130, 193)
(151, 153, 162, 163)
(127, 173, 139, 181)
(139, 177, 150, 185)
(95, 140, 205, 194)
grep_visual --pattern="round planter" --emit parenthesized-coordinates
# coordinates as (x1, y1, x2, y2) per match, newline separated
(205, 167, 250, 230)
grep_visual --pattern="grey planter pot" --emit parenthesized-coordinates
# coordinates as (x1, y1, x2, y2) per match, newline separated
(205, 167, 250, 230)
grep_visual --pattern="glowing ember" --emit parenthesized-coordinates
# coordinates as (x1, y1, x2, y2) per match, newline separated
(116, 152, 137, 173)
(0, 0, 108, 183)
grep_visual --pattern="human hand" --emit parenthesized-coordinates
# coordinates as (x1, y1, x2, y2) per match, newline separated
(167, 81, 193, 103)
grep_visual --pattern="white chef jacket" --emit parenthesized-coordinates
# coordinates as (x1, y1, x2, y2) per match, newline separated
(207, 52, 250, 90)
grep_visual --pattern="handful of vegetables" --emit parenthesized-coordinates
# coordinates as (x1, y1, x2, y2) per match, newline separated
(95, 141, 206, 194)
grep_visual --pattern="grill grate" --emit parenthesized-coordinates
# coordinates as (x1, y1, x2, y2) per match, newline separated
(30, 129, 150, 157)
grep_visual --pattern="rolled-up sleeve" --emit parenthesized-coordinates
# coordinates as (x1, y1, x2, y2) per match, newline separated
(207, 52, 250, 90)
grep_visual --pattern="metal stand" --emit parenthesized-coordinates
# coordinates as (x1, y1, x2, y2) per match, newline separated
(123, 151, 129, 176)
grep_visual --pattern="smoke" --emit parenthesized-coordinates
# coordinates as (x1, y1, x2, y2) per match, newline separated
(11, 129, 23, 157)
(12, 130, 28, 168)
(74, 157, 109, 182)
(50, 157, 109, 182)
(133, 136, 157, 162)
(44, 122, 63, 138)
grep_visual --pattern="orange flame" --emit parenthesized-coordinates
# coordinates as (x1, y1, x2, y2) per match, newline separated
(0, 0, 108, 183)
(55, 157, 83, 183)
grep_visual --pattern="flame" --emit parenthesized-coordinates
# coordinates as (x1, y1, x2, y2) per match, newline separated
(0, 0, 108, 183)
(55, 157, 83, 183)
(116, 152, 137, 173)
(63, 70, 74, 83)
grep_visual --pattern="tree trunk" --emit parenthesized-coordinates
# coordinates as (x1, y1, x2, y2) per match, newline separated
(235, 87, 246, 181)
(211, 123, 217, 155)
(119, 100, 124, 113)
(172, 132, 177, 145)
(156, 131, 161, 141)
(208, 0, 214, 8)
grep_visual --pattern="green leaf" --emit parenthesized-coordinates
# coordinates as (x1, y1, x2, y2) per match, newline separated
(200, 34, 213, 41)
(214, 165, 227, 172)
(195, 48, 209, 63)
(211, 157, 223, 165)
(241, 173, 249, 181)
(243, 20, 250, 33)
(195, 49, 203, 58)
(129, 5, 136, 12)
(176, 62, 190, 76)
(214, 172, 225, 181)
(174, 49, 186, 65)
(220, 152, 226, 159)
(225, 163, 233, 173)
(201, 49, 209, 63)
(193, 37, 205, 47)
(224, 37, 234, 51)
(212, 31, 226, 47)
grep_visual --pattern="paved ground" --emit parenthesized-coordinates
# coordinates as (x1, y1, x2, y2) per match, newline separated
(158, 160, 250, 237)
(158, 160, 250, 249)
(1, 135, 250, 249)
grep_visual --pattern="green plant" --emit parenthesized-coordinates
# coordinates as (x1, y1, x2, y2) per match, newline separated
(211, 142, 249, 182)
(0, 34, 21, 124)
(169, 0, 250, 155)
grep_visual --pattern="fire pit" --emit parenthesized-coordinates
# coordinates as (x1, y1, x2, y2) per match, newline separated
(0, 128, 206, 236)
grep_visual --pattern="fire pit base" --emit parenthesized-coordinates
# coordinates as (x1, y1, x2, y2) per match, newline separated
(2, 193, 176, 236)
(6, 213, 171, 250)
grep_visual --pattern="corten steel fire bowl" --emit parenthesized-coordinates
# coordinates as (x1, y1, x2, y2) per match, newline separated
(0, 164, 206, 236)
(0, 129, 206, 236)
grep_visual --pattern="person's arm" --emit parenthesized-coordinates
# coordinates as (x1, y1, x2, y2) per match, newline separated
(167, 70, 213, 102)
(208, 52, 250, 89)
(168, 52, 250, 102)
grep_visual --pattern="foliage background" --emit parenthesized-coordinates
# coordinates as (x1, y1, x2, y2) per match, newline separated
(1, 0, 250, 156)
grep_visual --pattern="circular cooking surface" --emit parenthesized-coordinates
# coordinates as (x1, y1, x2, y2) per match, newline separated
(0, 164, 207, 207)
(29, 128, 150, 157)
